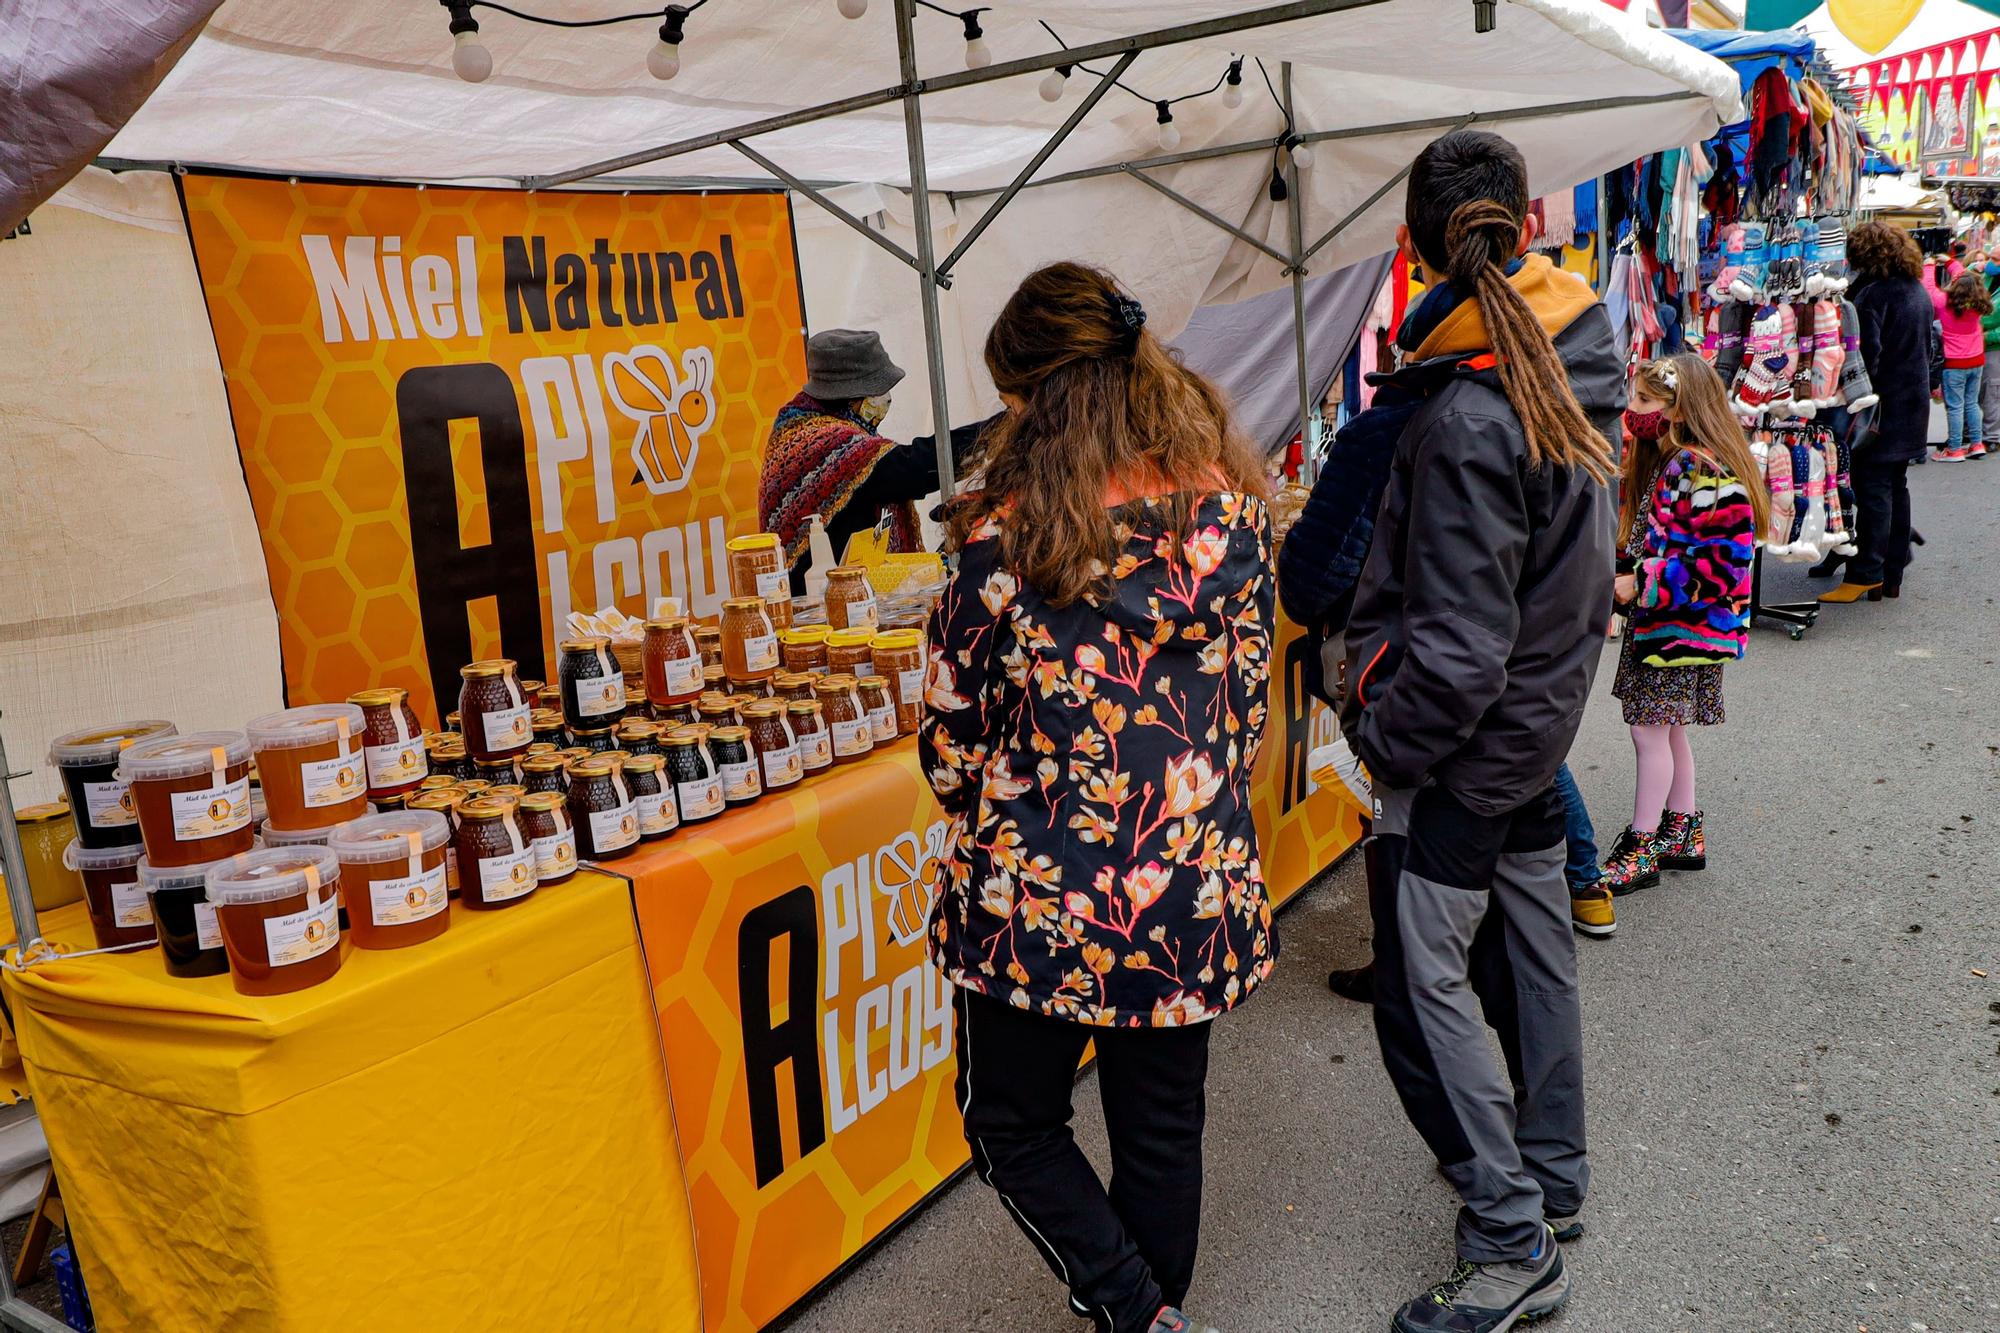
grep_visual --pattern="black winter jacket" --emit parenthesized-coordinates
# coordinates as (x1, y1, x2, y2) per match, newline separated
(1847, 274, 1935, 464)
(1276, 385, 1422, 634)
(1340, 274, 1621, 817)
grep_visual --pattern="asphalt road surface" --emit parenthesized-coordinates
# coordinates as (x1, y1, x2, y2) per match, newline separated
(797, 456, 1999, 1333)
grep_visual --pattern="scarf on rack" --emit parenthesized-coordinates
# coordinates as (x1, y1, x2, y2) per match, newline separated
(759, 392, 921, 570)
(1540, 189, 1577, 251)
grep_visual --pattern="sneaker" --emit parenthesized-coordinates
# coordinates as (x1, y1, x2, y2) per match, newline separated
(1600, 827, 1660, 896)
(1569, 883, 1616, 938)
(1327, 963, 1376, 1004)
(1148, 1308, 1220, 1333)
(1937, 447, 1970, 461)
(1547, 1213, 1584, 1243)
(1970, 442, 1991, 459)
(1391, 1230, 1570, 1333)
(1656, 809, 1706, 871)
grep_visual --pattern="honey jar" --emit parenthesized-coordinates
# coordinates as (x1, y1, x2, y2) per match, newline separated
(727, 674, 775, 701)
(719, 597, 779, 683)
(779, 626, 831, 676)
(870, 630, 928, 736)
(327, 810, 452, 950)
(347, 688, 429, 801)
(612, 719, 662, 757)
(623, 754, 677, 840)
(788, 700, 833, 774)
(693, 625, 724, 670)
(454, 796, 538, 910)
(248, 705, 370, 833)
(570, 727, 618, 755)
(824, 566, 878, 632)
(825, 628, 877, 676)
(653, 700, 699, 730)
(518, 678, 547, 700)
(531, 710, 567, 746)
(516, 792, 578, 885)
(48, 719, 176, 848)
(257, 822, 334, 852)
(642, 617, 705, 710)
(141, 857, 227, 978)
(811, 676, 875, 764)
(567, 756, 639, 861)
(663, 727, 724, 823)
(8, 802, 82, 911)
(696, 695, 742, 729)
(206, 847, 344, 996)
(857, 676, 899, 746)
(742, 701, 803, 791)
(519, 754, 570, 796)
(558, 637, 628, 730)
(771, 671, 817, 703)
(702, 663, 727, 692)
(473, 756, 520, 784)
(120, 731, 255, 868)
(726, 533, 788, 601)
(707, 727, 763, 807)
(67, 840, 155, 950)
(457, 659, 533, 764)
(427, 738, 472, 781)
(408, 789, 467, 893)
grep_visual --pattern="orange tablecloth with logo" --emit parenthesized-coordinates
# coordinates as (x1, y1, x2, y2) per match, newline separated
(4, 870, 699, 1333)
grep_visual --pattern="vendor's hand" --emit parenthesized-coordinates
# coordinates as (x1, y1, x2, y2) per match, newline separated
(1613, 573, 1638, 605)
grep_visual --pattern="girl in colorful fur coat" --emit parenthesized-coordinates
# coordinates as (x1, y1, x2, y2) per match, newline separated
(1603, 353, 1769, 893)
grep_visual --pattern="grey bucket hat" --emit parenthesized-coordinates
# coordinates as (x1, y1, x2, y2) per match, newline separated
(803, 329, 906, 401)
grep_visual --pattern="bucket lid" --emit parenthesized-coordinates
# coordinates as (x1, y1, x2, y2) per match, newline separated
(245, 703, 365, 752)
(327, 810, 451, 864)
(870, 629, 922, 652)
(15, 801, 72, 825)
(138, 856, 222, 894)
(205, 846, 341, 905)
(725, 533, 780, 552)
(826, 628, 876, 648)
(780, 625, 829, 644)
(48, 720, 178, 767)
(258, 821, 335, 848)
(62, 839, 144, 873)
(118, 731, 252, 781)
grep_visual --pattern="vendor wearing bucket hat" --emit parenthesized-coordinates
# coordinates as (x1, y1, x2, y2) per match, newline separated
(760, 328, 984, 593)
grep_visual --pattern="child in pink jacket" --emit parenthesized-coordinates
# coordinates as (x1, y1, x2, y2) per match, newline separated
(1930, 271, 1993, 459)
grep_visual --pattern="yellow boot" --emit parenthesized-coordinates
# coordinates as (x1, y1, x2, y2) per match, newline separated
(1817, 581, 1881, 604)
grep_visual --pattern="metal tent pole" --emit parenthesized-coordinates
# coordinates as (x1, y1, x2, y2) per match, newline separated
(1282, 64, 1315, 480)
(894, 0, 957, 506)
(0, 724, 45, 964)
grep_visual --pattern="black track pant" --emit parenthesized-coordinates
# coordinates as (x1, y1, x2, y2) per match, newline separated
(953, 987, 1212, 1333)
(1368, 782, 1590, 1263)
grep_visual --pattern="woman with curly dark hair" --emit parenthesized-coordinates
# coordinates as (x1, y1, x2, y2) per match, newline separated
(1824, 223, 1933, 603)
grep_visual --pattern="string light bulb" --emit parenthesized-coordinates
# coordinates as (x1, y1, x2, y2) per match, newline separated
(648, 4, 687, 80)
(1156, 101, 1180, 152)
(961, 11, 990, 69)
(444, 3, 491, 83)
(837, 0, 868, 16)
(1222, 59, 1244, 109)
(1287, 134, 1314, 169)
(1039, 65, 1071, 103)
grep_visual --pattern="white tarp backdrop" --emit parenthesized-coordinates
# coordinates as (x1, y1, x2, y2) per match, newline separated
(0, 0, 1739, 798)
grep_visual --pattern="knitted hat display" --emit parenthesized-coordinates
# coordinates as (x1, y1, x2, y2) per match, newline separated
(1836, 298, 1878, 410)
(1731, 302, 1796, 415)
(1729, 221, 1769, 302)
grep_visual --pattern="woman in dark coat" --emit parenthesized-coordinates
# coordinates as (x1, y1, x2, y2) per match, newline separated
(1826, 223, 1934, 602)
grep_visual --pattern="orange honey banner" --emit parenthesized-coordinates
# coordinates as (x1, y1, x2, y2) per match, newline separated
(180, 175, 806, 726)
(622, 615, 1361, 1331)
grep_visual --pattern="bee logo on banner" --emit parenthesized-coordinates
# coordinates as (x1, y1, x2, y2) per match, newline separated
(180, 175, 806, 725)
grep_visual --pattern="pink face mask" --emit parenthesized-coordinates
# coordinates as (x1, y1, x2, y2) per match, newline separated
(1625, 409, 1668, 442)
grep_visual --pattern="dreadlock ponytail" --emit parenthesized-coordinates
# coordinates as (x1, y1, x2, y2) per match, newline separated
(1443, 200, 1615, 483)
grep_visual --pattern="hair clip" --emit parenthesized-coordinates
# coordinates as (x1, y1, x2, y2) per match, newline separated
(1658, 363, 1679, 391)
(1114, 294, 1147, 333)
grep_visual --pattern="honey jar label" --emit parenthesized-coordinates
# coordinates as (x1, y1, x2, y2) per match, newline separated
(576, 674, 626, 718)
(759, 744, 802, 788)
(82, 778, 138, 829)
(300, 751, 367, 808)
(799, 731, 832, 769)
(475, 847, 539, 903)
(111, 878, 151, 929)
(194, 902, 223, 950)
(635, 791, 679, 836)
(846, 596, 879, 629)
(532, 828, 578, 879)
(741, 633, 779, 674)
(589, 803, 641, 852)
(264, 895, 340, 968)
(868, 706, 898, 743)
(364, 741, 429, 789)
(169, 775, 252, 841)
(719, 759, 761, 801)
(831, 718, 872, 757)
(895, 666, 927, 706)
(664, 657, 704, 696)
(755, 570, 789, 601)
(369, 865, 448, 927)
(481, 704, 533, 751)
(676, 774, 724, 819)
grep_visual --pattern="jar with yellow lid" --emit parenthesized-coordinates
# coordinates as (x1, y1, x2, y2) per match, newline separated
(519, 753, 570, 796)
(779, 625, 831, 676)
(662, 726, 724, 822)
(771, 671, 817, 703)
(856, 675, 899, 745)
(788, 700, 833, 773)
(454, 796, 538, 909)
(530, 710, 567, 746)
(516, 792, 578, 885)
(742, 700, 803, 790)
(696, 695, 742, 729)
(826, 627, 877, 676)
(623, 754, 678, 839)
(567, 756, 640, 861)
(726, 532, 788, 601)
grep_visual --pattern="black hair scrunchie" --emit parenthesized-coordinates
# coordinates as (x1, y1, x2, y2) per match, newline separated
(1113, 294, 1147, 353)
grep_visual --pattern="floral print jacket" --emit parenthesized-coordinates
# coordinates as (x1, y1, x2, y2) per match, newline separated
(920, 491, 1277, 1027)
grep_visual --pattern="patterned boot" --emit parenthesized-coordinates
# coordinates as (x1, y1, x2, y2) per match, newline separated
(1657, 809, 1706, 871)
(1600, 826, 1661, 896)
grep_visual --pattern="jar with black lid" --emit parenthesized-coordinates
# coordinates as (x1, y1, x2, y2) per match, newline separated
(623, 755, 677, 840)
(559, 637, 628, 731)
(567, 755, 640, 860)
(663, 727, 724, 822)
(707, 727, 763, 807)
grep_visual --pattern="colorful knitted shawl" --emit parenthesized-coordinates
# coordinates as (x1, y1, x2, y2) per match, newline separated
(759, 392, 921, 569)
(1631, 449, 1755, 668)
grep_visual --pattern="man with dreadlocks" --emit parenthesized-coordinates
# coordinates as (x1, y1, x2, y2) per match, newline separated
(1338, 129, 1620, 1333)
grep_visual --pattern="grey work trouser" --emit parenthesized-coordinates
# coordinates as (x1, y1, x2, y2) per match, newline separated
(1367, 782, 1590, 1263)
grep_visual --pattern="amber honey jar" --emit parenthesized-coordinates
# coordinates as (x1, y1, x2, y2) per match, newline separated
(856, 676, 899, 746)
(742, 700, 803, 791)
(727, 676, 775, 702)
(812, 676, 875, 763)
(347, 688, 429, 801)
(663, 727, 724, 823)
(458, 659, 533, 763)
(68, 840, 155, 951)
(141, 857, 228, 978)
(516, 792, 578, 885)
(245, 704, 369, 834)
(702, 663, 727, 692)
(518, 677, 547, 700)
(484, 784, 528, 804)
(693, 625, 724, 670)
(779, 626, 831, 676)
(206, 847, 344, 996)
(726, 532, 788, 600)
(825, 628, 876, 676)
(10, 802, 81, 912)
(719, 598, 779, 682)
(426, 737, 472, 781)
(824, 566, 878, 632)
(871, 630, 928, 736)
(771, 671, 816, 703)
(519, 754, 570, 796)
(558, 637, 628, 730)
(643, 617, 705, 709)
(121, 731, 256, 868)
(328, 810, 452, 950)
(456, 779, 493, 799)
(454, 796, 538, 910)
(623, 754, 677, 840)
(567, 756, 639, 861)
(49, 719, 176, 848)
(788, 700, 833, 773)
(408, 789, 467, 893)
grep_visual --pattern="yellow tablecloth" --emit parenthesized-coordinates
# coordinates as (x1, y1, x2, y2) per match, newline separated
(5, 871, 700, 1332)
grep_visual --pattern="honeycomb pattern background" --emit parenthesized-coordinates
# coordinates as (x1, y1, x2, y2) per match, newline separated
(181, 176, 806, 727)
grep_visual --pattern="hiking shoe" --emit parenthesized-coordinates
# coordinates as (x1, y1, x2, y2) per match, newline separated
(1148, 1308, 1220, 1333)
(1600, 827, 1661, 896)
(1546, 1213, 1584, 1243)
(1391, 1230, 1570, 1332)
(1327, 963, 1376, 1004)
(1656, 809, 1706, 871)
(1569, 883, 1616, 938)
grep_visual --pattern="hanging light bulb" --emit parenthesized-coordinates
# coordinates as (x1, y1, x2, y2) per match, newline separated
(1039, 65, 1070, 103)
(445, 4, 491, 83)
(1222, 59, 1244, 110)
(649, 5, 687, 80)
(1156, 101, 1180, 152)
(961, 12, 990, 69)
(837, 0, 868, 17)
(1288, 134, 1314, 170)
